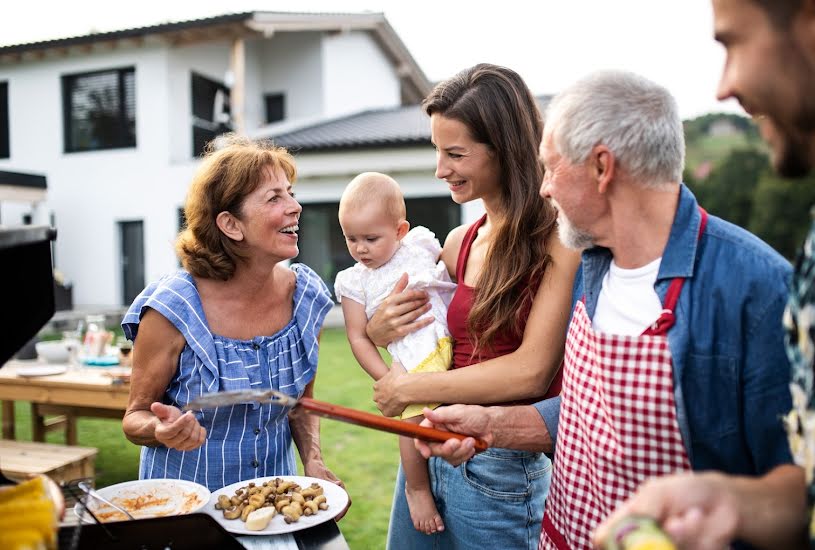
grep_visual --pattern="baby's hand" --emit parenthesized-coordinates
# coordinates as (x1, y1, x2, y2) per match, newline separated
(391, 361, 407, 374)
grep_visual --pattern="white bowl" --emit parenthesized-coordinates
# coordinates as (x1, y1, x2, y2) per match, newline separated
(34, 341, 70, 364)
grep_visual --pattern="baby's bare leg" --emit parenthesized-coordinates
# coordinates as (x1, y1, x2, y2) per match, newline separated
(401, 415, 445, 534)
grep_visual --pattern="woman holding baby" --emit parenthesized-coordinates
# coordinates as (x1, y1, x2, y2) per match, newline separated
(367, 64, 581, 549)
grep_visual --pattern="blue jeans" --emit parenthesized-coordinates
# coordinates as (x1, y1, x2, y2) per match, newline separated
(386, 448, 551, 550)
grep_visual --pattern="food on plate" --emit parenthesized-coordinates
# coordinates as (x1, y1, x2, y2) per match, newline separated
(245, 506, 277, 531)
(0, 476, 58, 550)
(215, 478, 329, 526)
(78, 480, 209, 522)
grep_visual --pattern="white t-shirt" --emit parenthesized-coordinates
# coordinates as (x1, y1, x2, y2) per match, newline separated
(592, 257, 663, 336)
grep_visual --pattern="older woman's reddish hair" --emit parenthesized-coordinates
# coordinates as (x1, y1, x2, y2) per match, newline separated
(175, 134, 297, 280)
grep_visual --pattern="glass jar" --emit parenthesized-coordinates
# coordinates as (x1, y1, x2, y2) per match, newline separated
(83, 314, 107, 357)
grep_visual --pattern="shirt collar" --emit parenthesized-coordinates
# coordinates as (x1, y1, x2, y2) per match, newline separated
(656, 183, 702, 280)
(581, 183, 702, 281)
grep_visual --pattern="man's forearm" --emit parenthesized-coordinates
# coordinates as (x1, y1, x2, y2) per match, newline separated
(488, 404, 553, 453)
(732, 464, 807, 549)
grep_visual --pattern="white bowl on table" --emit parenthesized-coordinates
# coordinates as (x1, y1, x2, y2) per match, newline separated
(34, 341, 70, 364)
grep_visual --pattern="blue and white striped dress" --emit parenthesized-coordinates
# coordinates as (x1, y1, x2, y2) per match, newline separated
(121, 264, 332, 492)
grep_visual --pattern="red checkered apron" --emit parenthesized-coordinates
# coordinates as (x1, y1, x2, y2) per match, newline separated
(538, 209, 707, 550)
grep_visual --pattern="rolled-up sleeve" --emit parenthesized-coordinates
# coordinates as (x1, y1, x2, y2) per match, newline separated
(533, 396, 560, 453)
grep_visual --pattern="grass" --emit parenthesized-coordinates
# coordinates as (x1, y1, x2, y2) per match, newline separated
(4, 327, 399, 549)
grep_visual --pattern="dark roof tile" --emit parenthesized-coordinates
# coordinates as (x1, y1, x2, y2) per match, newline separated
(266, 96, 552, 152)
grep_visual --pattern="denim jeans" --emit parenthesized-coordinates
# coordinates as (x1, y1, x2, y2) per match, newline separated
(386, 448, 551, 550)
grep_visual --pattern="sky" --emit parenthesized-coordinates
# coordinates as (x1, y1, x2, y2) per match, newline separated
(0, 1, 742, 120)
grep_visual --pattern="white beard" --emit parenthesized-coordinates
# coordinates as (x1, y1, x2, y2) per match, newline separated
(557, 214, 595, 251)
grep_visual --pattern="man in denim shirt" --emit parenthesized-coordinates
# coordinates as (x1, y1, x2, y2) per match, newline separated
(596, 2, 815, 549)
(415, 71, 793, 550)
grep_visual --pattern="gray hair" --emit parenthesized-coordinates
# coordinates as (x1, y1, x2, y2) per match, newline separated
(544, 70, 684, 187)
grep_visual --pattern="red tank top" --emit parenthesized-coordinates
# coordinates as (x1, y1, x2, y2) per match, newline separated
(446, 215, 562, 399)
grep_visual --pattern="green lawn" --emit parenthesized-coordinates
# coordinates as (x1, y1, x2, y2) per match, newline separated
(4, 327, 399, 549)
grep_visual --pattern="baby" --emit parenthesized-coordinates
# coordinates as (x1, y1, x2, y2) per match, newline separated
(334, 172, 456, 535)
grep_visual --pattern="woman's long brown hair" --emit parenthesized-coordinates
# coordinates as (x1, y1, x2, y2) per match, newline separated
(423, 64, 558, 353)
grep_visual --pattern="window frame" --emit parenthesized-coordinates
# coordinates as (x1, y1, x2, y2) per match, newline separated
(190, 71, 232, 157)
(61, 66, 136, 154)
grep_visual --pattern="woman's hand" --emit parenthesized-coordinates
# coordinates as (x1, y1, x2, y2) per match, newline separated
(303, 459, 351, 521)
(151, 402, 206, 451)
(366, 274, 432, 347)
(373, 362, 408, 417)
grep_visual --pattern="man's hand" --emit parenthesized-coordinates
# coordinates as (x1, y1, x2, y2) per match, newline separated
(596, 467, 808, 550)
(151, 402, 206, 451)
(366, 273, 432, 347)
(593, 472, 740, 550)
(414, 405, 496, 466)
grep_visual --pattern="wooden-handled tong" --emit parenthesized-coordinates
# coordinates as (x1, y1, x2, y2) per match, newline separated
(184, 389, 489, 452)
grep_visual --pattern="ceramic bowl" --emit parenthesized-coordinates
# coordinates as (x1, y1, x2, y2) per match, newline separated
(34, 341, 70, 364)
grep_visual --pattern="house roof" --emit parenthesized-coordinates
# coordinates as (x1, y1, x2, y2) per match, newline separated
(0, 11, 432, 102)
(267, 105, 431, 152)
(265, 97, 553, 152)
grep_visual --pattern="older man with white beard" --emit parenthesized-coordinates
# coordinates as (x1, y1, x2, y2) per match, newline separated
(413, 70, 794, 550)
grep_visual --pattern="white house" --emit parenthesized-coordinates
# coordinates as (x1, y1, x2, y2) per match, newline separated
(0, 11, 479, 307)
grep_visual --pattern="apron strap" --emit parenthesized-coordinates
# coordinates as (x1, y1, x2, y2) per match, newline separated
(542, 513, 571, 550)
(643, 207, 708, 336)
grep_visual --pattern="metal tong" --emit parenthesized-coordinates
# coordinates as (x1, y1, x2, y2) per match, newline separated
(184, 389, 489, 452)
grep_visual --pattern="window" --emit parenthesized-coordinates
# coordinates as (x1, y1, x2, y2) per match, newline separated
(0, 82, 8, 159)
(191, 72, 232, 157)
(62, 67, 136, 153)
(264, 93, 285, 124)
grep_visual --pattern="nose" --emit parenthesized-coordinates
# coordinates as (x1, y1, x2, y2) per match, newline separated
(715, 58, 734, 102)
(435, 153, 452, 180)
(355, 242, 368, 254)
(287, 195, 303, 216)
(539, 171, 552, 199)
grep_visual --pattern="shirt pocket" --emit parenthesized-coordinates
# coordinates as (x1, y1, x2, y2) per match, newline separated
(683, 353, 738, 440)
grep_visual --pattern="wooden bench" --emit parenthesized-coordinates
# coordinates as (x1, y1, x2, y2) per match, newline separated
(0, 439, 97, 484)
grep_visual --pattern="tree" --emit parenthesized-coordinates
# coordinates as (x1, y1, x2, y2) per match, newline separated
(749, 173, 815, 260)
(688, 148, 769, 228)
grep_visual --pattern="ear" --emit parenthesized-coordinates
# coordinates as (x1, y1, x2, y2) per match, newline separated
(590, 145, 615, 195)
(396, 219, 410, 240)
(216, 211, 244, 241)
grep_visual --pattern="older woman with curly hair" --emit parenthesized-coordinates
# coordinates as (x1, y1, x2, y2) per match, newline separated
(121, 135, 343, 498)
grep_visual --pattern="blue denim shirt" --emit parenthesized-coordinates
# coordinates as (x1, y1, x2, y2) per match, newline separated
(535, 184, 793, 475)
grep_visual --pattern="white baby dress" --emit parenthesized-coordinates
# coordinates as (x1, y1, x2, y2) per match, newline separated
(334, 226, 457, 418)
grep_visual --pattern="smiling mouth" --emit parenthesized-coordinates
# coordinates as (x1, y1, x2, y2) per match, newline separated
(279, 224, 299, 236)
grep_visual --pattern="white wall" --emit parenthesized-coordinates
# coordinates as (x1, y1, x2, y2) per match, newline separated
(321, 31, 401, 117)
(0, 43, 197, 306)
(0, 31, 443, 308)
(167, 40, 233, 163)
(258, 33, 324, 124)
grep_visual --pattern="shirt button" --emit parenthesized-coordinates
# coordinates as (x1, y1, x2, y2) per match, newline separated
(251, 459, 259, 468)
(252, 343, 260, 350)
(254, 428, 261, 435)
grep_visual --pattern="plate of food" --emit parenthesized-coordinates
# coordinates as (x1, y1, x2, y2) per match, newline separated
(74, 479, 210, 523)
(204, 475, 348, 535)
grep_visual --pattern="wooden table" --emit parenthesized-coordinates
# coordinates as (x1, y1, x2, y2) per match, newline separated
(0, 359, 129, 445)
